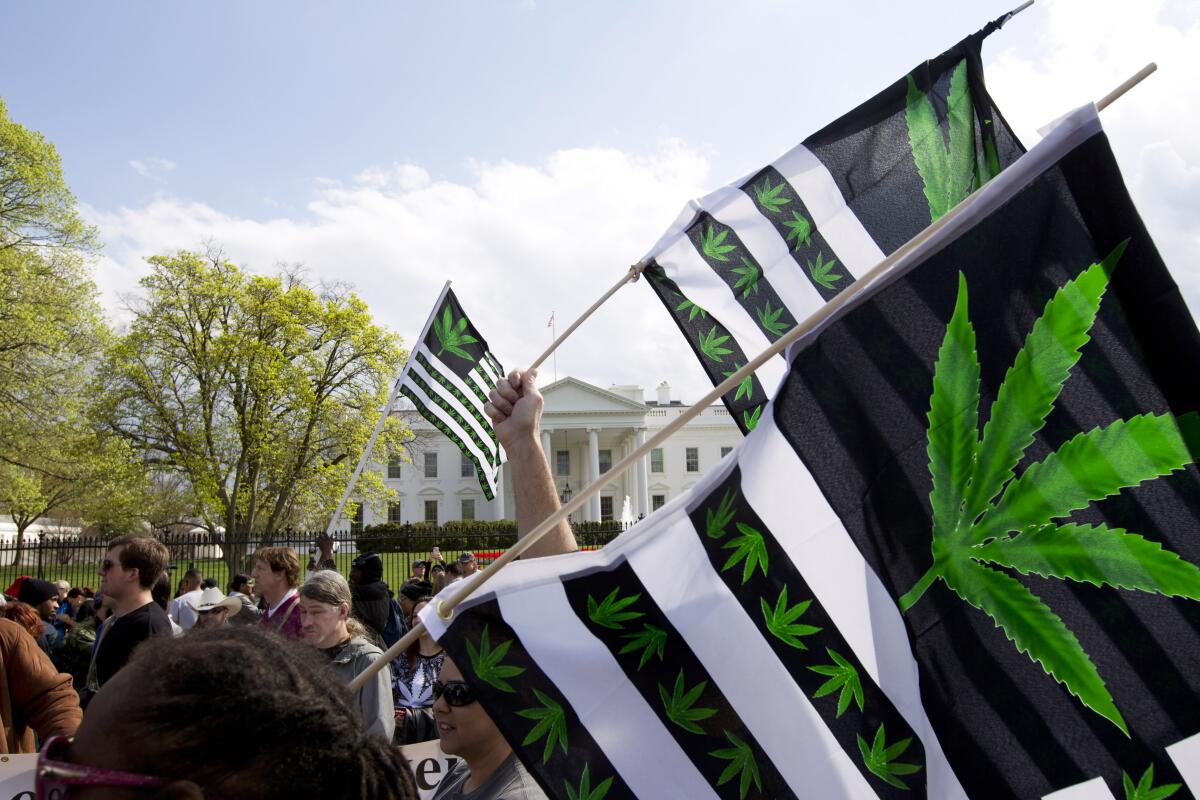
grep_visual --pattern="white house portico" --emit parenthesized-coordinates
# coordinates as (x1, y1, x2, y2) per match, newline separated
(364, 377, 740, 528)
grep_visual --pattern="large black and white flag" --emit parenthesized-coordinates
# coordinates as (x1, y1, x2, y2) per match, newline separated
(399, 286, 506, 500)
(422, 105, 1200, 799)
(642, 13, 1025, 434)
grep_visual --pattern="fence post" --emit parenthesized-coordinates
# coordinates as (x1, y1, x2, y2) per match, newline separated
(36, 535, 45, 579)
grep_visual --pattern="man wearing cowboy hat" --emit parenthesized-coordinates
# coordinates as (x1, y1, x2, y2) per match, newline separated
(192, 587, 242, 630)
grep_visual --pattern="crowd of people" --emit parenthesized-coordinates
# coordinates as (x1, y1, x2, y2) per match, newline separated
(0, 367, 571, 799)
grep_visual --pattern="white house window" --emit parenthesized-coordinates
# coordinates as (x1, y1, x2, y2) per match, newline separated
(650, 448, 664, 473)
(685, 447, 699, 473)
(721, 446, 733, 459)
(556, 450, 570, 475)
(600, 496, 614, 521)
(388, 456, 402, 479)
(652, 494, 666, 511)
(350, 505, 364, 533)
(461, 452, 474, 478)
(461, 498, 475, 521)
(387, 501, 402, 523)
(599, 449, 612, 474)
(424, 452, 438, 479)
(424, 500, 438, 524)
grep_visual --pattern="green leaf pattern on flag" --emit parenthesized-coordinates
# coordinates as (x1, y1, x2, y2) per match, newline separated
(564, 764, 615, 800)
(619, 623, 668, 670)
(465, 625, 525, 693)
(753, 177, 791, 214)
(1123, 764, 1181, 800)
(760, 585, 821, 649)
(809, 648, 864, 718)
(699, 326, 734, 362)
(701, 225, 737, 262)
(857, 724, 922, 789)
(807, 252, 843, 291)
(756, 301, 789, 337)
(905, 59, 977, 222)
(658, 670, 718, 735)
(743, 405, 763, 431)
(783, 210, 813, 250)
(721, 364, 754, 403)
(732, 257, 761, 298)
(432, 304, 480, 361)
(899, 242, 1200, 733)
(722, 521, 769, 584)
(709, 730, 763, 800)
(515, 688, 568, 764)
(587, 587, 644, 630)
(676, 295, 708, 322)
(705, 488, 738, 539)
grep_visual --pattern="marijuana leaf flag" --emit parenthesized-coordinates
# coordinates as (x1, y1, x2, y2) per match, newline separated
(422, 106, 1200, 799)
(642, 12, 1025, 434)
(398, 286, 506, 499)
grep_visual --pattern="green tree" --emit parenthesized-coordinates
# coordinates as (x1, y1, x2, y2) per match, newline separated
(96, 249, 408, 576)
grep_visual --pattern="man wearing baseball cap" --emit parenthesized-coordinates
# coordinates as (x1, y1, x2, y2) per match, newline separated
(457, 552, 478, 578)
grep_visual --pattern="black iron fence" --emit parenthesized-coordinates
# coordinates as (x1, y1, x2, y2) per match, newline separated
(0, 521, 631, 596)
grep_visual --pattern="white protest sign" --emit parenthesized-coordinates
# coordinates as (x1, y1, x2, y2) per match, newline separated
(399, 739, 459, 800)
(0, 754, 36, 800)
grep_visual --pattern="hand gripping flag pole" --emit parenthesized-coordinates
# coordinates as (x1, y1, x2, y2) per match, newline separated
(348, 63, 1157, 695)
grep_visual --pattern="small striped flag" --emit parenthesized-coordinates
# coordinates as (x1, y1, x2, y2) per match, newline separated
(399, 287, 506, 500)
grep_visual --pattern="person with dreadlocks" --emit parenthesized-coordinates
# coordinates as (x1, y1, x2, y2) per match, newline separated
(35, 626, 417, 799)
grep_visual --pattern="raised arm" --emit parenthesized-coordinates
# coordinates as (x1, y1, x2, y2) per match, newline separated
(485, 368, 577, 558)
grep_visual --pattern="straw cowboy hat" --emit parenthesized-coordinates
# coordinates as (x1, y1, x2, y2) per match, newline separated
(195, 587, 241, 616)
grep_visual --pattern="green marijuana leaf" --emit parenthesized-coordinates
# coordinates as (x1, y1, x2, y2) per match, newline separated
(706, 488, 738, 539)
(698, 326, 734, 363)
(676, 295, 708, 322)
(743, 405, 763, 431)
(807, 252, 843, 290)
(464, 625, 526, 693)
(700, 225, 737, 262)
(760, 585, 821, 649)
(721, 364, 754, 403)
(857, 724, 922, 790)
(899, 243, 1200, 735)
(722, 521, 769, 584)
(732, 257, 761, 298)
(619, 623, 668, 670)
(658, 670, 718, 735)
(587, 587, 644, 630)
(755, 301, 789, 337)
(905, 60, 976, 222)
(1123, 764, 1181, 800)
(516, 688, 568, 764)
(753, 177, 791, 214)
(432, 305, 481, 361)
(710, 730, 763, 800)
(808, 648, 864, 718)
(783, 210, 812, 250)
(564, 764, 614, 800)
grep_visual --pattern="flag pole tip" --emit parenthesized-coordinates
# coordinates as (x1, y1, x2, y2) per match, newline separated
(1009, 0, 1034, 16)
(1096, 63, 1158, 112)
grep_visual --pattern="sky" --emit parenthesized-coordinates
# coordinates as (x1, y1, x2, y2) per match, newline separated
(2, 0, 1197, 403)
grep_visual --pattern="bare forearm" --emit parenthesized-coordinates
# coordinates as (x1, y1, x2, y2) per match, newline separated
(507, 435, 576, 558)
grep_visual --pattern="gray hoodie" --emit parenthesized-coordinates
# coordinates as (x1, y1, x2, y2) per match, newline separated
(329, 636, 395, 742)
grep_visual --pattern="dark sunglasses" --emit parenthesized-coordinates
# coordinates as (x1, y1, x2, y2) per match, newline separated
(432, 680, 477, 707)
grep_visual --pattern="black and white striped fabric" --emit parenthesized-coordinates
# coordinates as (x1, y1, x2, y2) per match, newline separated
(642, 15, 1025, 435)
(422, 106, 1200, 799)
(399, 287, 505, 500)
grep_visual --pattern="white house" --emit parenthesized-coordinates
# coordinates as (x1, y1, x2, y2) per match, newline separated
(363, 377, 741, 527)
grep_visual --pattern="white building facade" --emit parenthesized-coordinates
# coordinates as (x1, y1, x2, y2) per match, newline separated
(364, 377, 741, 527)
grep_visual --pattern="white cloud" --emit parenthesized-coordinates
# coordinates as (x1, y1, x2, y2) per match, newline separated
(128, 157, 177, 179)
(88, 140, 718, 400)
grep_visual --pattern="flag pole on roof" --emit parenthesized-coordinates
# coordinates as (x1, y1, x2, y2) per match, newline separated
(348, 63, 1159, 695)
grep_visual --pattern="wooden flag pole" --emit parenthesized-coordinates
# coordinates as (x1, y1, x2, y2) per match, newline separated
(1096, 63, 1156, 112)
(349, 66, 1155, 694)
(527, 264, 644, 372)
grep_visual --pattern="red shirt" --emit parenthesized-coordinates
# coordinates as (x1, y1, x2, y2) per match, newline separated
(261, 592, 303, 640)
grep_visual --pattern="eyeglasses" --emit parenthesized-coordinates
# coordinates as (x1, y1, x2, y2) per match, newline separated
(431, 680, 477, 707)
(37, 736, 167, 799)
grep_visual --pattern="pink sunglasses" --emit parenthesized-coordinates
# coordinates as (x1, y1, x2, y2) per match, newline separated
(36, 736, 219, 799)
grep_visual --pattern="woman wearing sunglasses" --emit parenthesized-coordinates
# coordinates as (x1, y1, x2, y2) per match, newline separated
(429, 657, 548, 800)
(297, 569, 395, 742)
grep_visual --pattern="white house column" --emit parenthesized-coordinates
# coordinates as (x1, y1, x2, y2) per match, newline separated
(634, 427, 649, 519)
(587, 428, 601, 522)
(541, 429, 553, 470)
